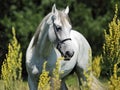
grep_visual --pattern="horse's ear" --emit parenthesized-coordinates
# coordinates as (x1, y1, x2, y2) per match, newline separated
(64, 6, 69, 14)
(52, 4, 58, 14)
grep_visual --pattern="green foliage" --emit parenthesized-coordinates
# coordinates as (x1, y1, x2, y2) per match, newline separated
(70, 2, 110, 55)
(0, 1, 45, 76)
(0, 2, 43, 53)
(1, 27, 22, 90)
(102, 4, 120, 77)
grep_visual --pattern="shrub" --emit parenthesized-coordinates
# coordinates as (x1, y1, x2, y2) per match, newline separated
(1, 27, 22, 90)
(102, 4, 120, 78)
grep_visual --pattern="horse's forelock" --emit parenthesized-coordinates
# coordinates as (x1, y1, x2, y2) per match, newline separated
(58, 11, 71, 25)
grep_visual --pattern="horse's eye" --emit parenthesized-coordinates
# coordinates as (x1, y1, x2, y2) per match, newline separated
(56, 25, 62, 31)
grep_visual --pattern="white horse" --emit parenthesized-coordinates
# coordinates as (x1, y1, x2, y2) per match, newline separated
(26, 4, 105, 90)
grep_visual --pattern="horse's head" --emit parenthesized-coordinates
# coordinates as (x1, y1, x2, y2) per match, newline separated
(47, 4, 74, 60)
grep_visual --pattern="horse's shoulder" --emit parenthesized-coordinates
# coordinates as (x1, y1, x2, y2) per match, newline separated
(71, 30, 91, 48)
(71, 30, 86, 41)
(71, 30, 85, 36)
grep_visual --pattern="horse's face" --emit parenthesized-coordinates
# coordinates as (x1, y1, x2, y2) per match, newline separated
(47, 5, 74, 60)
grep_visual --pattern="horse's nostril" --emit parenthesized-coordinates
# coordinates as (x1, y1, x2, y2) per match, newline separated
(65, 51, 74, 57)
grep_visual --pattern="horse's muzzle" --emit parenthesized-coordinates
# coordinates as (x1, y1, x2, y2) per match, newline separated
(64, 51, 74, 61)
(56, 38, 74, 61)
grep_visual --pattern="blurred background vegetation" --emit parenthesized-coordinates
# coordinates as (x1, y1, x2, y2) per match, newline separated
(0, 0, 119, 79)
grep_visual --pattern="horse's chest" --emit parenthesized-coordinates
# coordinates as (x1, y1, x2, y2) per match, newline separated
(27, 58, 56, 76)
(26, 58, 44, 76)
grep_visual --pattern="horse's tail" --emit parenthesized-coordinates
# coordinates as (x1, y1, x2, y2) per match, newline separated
(90, 74, 107, 90)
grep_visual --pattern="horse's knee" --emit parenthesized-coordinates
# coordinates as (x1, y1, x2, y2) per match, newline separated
(75, 66, 87, 85)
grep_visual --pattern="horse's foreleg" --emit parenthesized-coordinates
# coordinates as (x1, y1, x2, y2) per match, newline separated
(75, 66, 87, 87)
(60, 80, 68, 90)
(28, 74, 39, 90)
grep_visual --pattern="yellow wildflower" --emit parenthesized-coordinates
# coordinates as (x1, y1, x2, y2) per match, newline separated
(1, 27, 22, 90)
(38, 61, 50, 90)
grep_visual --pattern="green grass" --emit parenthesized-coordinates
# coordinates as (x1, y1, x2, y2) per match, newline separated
(0, 74, 79, 90)
(0, 80, 4, 90)
(66, 73, 80, 90)
(0, 75, 113, 90)
(0, 80, 29, 90)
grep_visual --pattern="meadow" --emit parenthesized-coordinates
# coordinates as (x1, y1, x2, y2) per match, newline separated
(0, 74, 79, 90)
(0, 4, 120, 90)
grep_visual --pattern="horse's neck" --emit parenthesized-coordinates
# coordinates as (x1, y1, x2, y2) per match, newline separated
(36, 24, 53, 58)
(39, 35, 53, 58)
